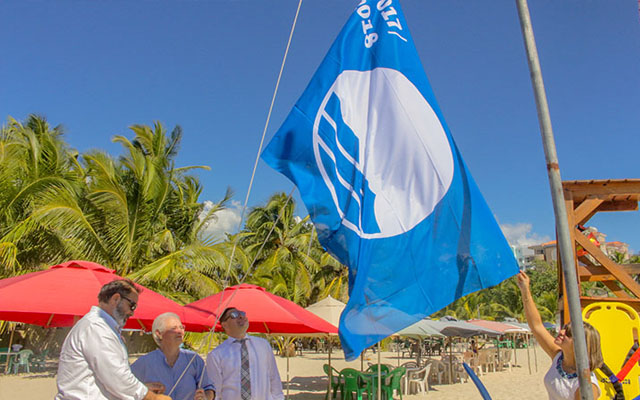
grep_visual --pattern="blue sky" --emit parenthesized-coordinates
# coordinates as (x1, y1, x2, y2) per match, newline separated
(1, 1, 639, 252)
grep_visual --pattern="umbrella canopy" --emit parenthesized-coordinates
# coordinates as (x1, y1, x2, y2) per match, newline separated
(186, 284, 338, 335)
(396, 318, 444, 338)
(0, 260, 209, 332)
(305, 295, 345, 328)
(427, 317, 501, 338)
(467, 319, 530, 334)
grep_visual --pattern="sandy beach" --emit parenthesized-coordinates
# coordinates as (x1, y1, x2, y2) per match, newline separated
(0, 347, 549, 399)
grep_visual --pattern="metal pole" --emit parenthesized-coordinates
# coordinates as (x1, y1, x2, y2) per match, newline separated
(328, 338, 333, 398)
(286, 337, 290, 400)
(377, 342, 381, 400)
(533, 335, 538, 373)
(526, 334, 532, 375)
(448, 338, 453, 384)
(515, 1, 593, 398)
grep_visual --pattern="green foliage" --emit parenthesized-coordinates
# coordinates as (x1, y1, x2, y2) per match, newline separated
(434, 261, 559, 323)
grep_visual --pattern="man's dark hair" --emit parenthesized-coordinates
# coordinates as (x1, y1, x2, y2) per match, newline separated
(98, 279, 140, 303)
(220, 307, 237, 322)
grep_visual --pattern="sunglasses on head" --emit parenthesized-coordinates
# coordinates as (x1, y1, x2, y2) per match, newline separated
(223, 310, 246, 322)
(561, 323, 572, 338)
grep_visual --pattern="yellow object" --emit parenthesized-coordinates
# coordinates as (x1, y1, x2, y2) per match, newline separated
(583, 302, 640, 399)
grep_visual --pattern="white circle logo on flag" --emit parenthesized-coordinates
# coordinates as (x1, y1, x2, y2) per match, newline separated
(312, 68, 454, 239)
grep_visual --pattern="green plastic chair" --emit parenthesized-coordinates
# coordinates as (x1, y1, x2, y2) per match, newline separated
(323, 363, 342, 399)
(0, 347, 9, 365)
(366, 364, 390, 375)
(12, 349, 33, 374)
(30, 349, 49, 372)
(381, 367, 405, 400)
(339, 368, 371, 400)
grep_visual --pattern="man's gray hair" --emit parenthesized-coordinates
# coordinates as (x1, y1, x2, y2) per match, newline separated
(151, 312, 181, 346)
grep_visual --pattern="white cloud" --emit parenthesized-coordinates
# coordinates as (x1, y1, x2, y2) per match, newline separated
(199, 200, 243, 241)
(500, 223, 551, 248)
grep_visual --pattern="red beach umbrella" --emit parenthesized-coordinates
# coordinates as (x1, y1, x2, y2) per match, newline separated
(0, 260, 209, 332)
(185, 283, 338, 335)
(467, 319, 529, 334)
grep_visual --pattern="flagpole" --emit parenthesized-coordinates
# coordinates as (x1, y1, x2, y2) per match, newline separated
(515, 1, 593, 399)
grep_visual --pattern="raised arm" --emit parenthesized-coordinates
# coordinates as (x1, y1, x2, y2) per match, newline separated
(516, 271, 560, 359)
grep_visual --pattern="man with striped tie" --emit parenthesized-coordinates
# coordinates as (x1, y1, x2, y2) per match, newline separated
(206, 308, 284, 400)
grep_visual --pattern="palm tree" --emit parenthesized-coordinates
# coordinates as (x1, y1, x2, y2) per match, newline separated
(0, 115, 83, 275)
(238, 193, 344, 306)
(0, 118, 233, 301)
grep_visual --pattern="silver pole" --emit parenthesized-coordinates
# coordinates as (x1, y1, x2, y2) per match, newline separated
(377, 342, 381, 400)
(515, 1, 593, 398)
(328, 338, 333, 398)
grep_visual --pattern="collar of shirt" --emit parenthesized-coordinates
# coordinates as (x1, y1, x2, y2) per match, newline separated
(94, 306, 122, 338)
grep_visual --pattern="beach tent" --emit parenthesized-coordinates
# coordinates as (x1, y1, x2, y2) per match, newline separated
(0, 260, 210, 332)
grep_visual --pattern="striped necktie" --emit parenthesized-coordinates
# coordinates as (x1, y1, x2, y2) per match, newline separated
(235, 338, 251, 400)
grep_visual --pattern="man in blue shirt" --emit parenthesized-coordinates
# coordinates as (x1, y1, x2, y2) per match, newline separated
(132, 312, 215, 400)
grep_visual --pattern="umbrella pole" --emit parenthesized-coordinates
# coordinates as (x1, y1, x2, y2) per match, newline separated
(397, 337, 400, 367)
(360, 352, 364, 372)
(496, 338, 501, 371)
(377, 342, 381, 400)
(449, 338, 453, 385)
(526, 333, 532, 375)
(328, 337, 332, 399)
(511, 333, 516, 371)
(533, 334, 538, 372)
(286, 337, 290, 400)
(4, 324, 15, 373)
(417, 338, 422, 367)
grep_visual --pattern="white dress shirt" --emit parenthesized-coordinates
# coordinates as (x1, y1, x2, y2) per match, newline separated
(206, 335, 284, 400)
(56, 306, 148, 400)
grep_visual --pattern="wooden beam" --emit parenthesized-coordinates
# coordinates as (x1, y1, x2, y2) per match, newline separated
(573, 198, 603, 226)
(601, 281, 632, 298)
(575, 232, 640, 297)
(578, 264, 640, 277)
(597, 200, 639, 212)
(563, 180, 640, 197)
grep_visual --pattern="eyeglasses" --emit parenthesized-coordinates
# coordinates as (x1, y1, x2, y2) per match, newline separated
(223, 310, 246, 322)
(120, 295, 137, 311)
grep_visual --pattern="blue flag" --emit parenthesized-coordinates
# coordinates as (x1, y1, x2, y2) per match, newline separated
(262, 0, 518, 360)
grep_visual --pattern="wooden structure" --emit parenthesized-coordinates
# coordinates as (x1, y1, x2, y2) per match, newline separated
(558, 179, 640, 323)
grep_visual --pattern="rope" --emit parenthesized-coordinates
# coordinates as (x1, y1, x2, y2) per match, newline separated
(170, 1, 305, 393)
(223, 0, 303, 283)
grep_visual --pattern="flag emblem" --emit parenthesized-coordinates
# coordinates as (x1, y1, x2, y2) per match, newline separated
(312, 68, 454, 238)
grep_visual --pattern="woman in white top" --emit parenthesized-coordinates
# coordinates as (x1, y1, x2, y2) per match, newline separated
(516, 271, 603, 400)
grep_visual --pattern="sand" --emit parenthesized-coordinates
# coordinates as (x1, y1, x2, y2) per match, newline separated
(0, 347, 549, 399)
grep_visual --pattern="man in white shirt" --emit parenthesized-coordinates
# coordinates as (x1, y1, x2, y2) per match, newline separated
(206, 307, 284, 400)
(56, 279, 171, 400)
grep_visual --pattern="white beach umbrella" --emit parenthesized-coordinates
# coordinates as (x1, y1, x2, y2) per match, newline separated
(305, 295, 345, 330)
(305, 296, 346, 396)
